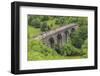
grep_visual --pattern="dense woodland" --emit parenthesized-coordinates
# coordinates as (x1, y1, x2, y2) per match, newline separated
(28, 15, 88, 60)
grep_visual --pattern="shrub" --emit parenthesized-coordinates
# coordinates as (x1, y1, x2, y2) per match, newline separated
(28, 39, 59, 60)
(31, 19, 41, 28)
(81, 39, 88, 57)
(41, 16, 49, 21)
(62, 43, 81, 56)
(28, 51, 45, 60)
(41, 22, 49, 32)
(70, 25, 87, 48)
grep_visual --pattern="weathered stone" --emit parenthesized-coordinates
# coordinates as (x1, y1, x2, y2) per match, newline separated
(34, 23, 78, 49)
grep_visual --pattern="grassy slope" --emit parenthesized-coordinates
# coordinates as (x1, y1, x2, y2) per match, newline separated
(28, 26, 41, 38)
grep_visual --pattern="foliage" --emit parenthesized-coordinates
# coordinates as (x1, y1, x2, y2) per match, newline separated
(28, 40, 61, 60)
(81, 39, 88, 58)
(77, 17, 88, 27)
(40, 22, 50, 32)
(31, 19, 41, 28)
(28, 26, 41, 38)
(41, 16, 49, 21)
(28, 15, 88, 60)
(28, 51, 45, 60)
(55, 17, 66, 25)
(66, 17, 78, 24)
(70, 25, 87, 48)
(61, 42, 81, 56)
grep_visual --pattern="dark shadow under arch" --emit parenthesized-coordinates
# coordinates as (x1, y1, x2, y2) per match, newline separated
(57, 34, 62, 48)
(64, 30, 69, 42)
(49, 37, 55, 48)
(71, 28, 75, 32)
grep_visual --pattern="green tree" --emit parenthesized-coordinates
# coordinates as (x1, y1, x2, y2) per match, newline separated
(31, 19, 41, 28)
(41, 16, 49, 21)
(77, 17, 88, 27)
(55, 19, 61, 25)
(62, 43, 81, 56)
(66, 17, 78, 24)
(41, 22, 49, 32)
(70, 25, 87, 48)
(81, 39, 88, 57)
(28, 16, 33, 25)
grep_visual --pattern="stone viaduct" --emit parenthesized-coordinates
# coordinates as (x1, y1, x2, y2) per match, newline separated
(34, 23, 78, 49)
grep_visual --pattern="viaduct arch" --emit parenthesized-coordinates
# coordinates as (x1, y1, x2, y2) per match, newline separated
(34, 23, 78, 49)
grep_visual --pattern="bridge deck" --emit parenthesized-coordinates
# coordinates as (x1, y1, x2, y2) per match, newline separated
(34, 23, 77, 40)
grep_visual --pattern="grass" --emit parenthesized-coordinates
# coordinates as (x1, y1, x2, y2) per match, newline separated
(28, 50, 85, 61)
(28, 26, 41, 38)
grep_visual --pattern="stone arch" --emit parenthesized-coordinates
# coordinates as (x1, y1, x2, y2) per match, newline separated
(57, 34, 62, 48)
(49, 37, 55, 48)
(71, 28, 75, 32)
(70, 28, 75, 37)
(64, 30, 69, 41)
